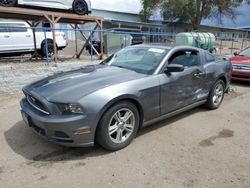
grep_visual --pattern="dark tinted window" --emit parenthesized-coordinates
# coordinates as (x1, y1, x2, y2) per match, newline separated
(7, 23, 27, 32)
(0, 24, 7, 32)
(169, 50, 200, 67)
(205, 53, 215, 62)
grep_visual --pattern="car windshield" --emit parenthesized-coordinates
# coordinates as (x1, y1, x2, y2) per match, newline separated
(101, 47, 168, 74)
(239, 48, 250, 57)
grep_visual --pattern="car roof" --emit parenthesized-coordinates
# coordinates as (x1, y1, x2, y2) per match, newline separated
(0, 20, 26, 24)
(128, 44, 202, 51)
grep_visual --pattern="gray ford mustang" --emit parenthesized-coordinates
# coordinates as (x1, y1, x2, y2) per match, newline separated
(20, 45, 232, 151)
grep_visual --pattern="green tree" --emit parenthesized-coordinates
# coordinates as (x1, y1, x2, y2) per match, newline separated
(140, 0, 250, 30)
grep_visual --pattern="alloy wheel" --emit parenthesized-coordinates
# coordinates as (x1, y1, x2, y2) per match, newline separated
(212, 83, 224, 106)
(108, 108, 135, 144)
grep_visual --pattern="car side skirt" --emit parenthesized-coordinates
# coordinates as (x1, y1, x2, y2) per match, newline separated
(143, 100, 207, 127)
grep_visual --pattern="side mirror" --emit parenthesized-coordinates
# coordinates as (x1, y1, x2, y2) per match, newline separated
(164, 64, 184, 73)
(234, 51, 239, 56)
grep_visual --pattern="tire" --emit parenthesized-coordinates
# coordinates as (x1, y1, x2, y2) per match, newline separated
(205, 80, 225, 110)
(0, 0, 16, 6)
(96, 101, 140, 151)
(41, 42, 54, 57)
(72, 0, 88, 15)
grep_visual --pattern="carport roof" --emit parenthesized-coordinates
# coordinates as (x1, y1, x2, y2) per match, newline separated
(0, 6, 103, 24)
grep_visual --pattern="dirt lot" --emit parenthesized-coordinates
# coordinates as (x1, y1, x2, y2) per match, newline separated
(0, 83, 250, 188)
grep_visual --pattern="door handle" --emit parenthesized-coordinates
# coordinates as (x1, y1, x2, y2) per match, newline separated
(26, 35, 31, 37)
(4, 35, 10, 38)
(194, 72, 205, 78)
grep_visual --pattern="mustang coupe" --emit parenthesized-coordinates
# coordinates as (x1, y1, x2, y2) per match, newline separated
(20, 45, 232, 151)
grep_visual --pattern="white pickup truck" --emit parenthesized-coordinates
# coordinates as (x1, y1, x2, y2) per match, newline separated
(0, 21, 67, 57)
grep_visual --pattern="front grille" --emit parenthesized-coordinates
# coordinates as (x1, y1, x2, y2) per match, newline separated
(25, 93, 50, 115)
(232, 74, 250, 79)
(232, 65, 250, 71)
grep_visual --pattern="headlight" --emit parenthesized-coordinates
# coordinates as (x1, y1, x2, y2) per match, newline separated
(59, 104, 84, 114)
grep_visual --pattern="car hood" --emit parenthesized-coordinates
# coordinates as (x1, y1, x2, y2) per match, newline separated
(231, 56, 250, 65)
(24, 65, 147, 102)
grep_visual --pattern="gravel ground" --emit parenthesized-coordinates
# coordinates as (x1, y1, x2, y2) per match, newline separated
(0, 83, 250, 188)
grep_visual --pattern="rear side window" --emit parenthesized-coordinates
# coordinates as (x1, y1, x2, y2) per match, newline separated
(0, 24, 7, 33)
(205, 53, 215, 62)
(169, 50, 200, 67)
(7, 23, 28, 32)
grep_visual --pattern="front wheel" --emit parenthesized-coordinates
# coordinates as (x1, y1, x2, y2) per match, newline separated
(0, 0, 16, 6)
(96, 101, 140, 151)
(205, 80, 225, 110)
(72, 0, 88, 15)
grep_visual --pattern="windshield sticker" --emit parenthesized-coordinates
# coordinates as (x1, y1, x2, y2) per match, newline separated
(148, 48, 165, 54)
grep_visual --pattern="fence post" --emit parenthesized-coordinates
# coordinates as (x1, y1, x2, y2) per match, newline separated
(220, 38, 222, 55)
(90, 31, 93, 62)
(43, 28, 49, 65)
(241, 38, 244, 50)
(231, 36, 234, 55)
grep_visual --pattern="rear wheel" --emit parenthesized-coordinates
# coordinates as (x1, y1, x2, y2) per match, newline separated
(205, 80, 225, 110)
(72, 0, 88, 15)
(0, 0, 16, 6)
(96, 101, 140, 151)
(41, 42, 54, 57)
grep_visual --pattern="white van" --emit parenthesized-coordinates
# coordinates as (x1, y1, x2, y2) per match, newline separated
(0, 21, 67, 56)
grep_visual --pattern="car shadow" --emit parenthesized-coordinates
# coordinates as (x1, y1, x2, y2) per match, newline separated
(4, 106, 207, 163)
(137, 106, 207, 137)
(4, 121, 110, 163)
(231, 81, 250, 88)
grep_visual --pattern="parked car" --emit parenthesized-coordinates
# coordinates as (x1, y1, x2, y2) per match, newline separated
(20, 45, 231, 151)
(0, 0, 91, 15)
(0, 21, 67, 57)
(231, 47, 250, 82)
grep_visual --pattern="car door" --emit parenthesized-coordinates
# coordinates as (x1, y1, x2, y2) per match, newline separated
(0, 23, 14, 53)
(8, 23, 34, 52)
(159, 49, 206, 115)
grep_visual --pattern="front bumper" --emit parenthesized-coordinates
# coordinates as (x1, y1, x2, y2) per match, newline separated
(232, 70, 250, 82)
(20, 98, 95, 147)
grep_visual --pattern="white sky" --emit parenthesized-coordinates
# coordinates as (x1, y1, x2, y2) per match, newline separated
(91, 0, 142, 14)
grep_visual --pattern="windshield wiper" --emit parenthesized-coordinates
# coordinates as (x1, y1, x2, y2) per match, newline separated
(112, 65, 126, 69)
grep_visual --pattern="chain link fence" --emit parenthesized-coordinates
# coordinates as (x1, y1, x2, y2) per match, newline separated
(0, 24, 249, 64)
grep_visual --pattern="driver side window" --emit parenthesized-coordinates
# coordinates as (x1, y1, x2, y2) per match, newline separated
(169, 50, 200, 68)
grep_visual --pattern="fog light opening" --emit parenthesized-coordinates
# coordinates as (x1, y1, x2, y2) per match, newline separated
(74, 128, 91, 135)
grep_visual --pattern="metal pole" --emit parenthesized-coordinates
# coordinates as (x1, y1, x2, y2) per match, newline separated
(241, 37, 244, 50)
(90, 31, 93, 62)
(220, 38, 222, 55)
(43, 28, 49, 65)
(231, 35, 234, 55)
(75, 24, 78, 57)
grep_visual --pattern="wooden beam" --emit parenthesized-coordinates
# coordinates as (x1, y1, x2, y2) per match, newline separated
(0, 6, 104, 61)
(77, 24, 100, 58)
(26, 21, 41, 60)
